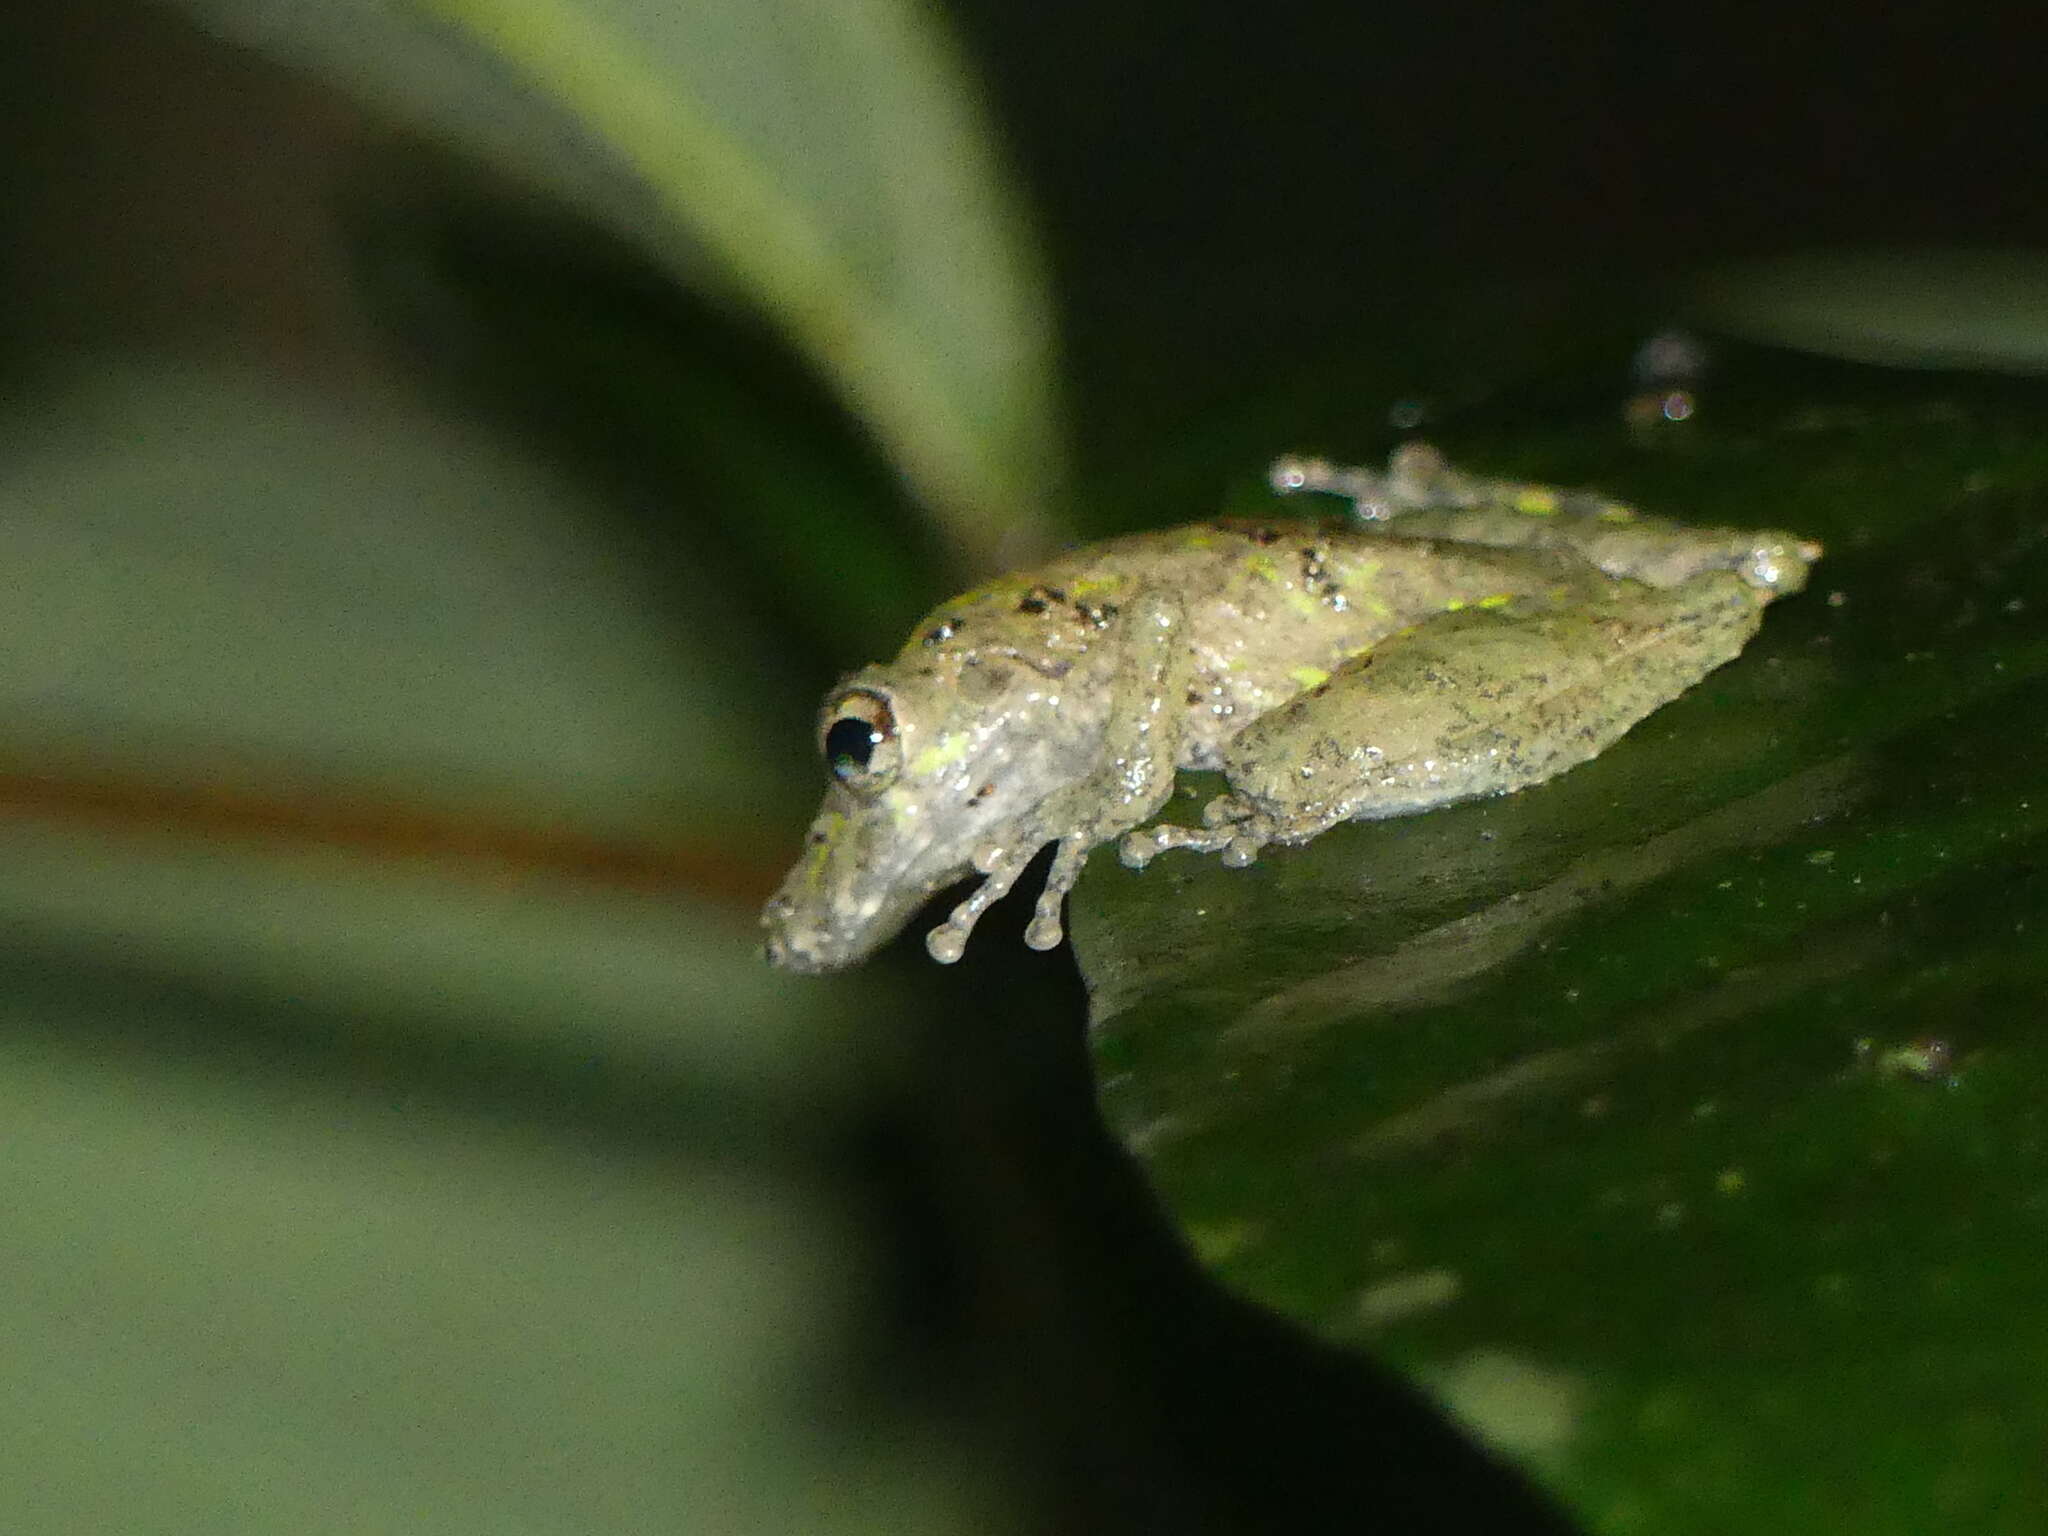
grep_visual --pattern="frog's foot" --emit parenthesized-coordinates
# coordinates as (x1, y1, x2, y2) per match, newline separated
(924, 837, 1093, 962)
(1119, 820, 1228, 869)
(1274, 444, 1669, 531)
(1269, 443, 1461, 522)
(925, 841, 1036, 964)
(1119, 795, 1272, 870)
(1022, 837, 1091, 952)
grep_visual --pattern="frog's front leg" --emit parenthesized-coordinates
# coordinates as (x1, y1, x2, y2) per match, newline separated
(1122, 570, 1769, 869)
(923, 589, 1196, 961)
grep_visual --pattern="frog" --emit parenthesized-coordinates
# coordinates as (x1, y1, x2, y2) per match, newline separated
(761, 443, 1820, 973)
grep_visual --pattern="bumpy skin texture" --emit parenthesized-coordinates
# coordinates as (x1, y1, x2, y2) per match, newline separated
(761, 448, 1819, 972)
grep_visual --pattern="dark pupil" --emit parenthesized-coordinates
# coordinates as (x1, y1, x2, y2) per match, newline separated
(825, 716, 880, 775)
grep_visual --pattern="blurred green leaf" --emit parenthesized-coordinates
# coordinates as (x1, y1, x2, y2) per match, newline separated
(0, 351, 984, 1532)
(1694, 248, 2048, 374)
(0, 354, 799, 838)
(1076, 361, 2048, 1532)
(168, 0, 1065, 571)
(0, 1008, 984, 1536)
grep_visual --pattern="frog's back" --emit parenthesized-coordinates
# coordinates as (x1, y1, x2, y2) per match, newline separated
(897, 516, 1592, 766)
(1026, 515, 1565, 628)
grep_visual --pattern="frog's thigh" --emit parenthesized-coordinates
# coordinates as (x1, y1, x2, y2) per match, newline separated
(1222, 571, 1766, 835)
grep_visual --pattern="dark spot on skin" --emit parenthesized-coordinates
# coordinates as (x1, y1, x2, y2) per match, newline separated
(1296, 544, 1347, 608)
(1185, 688, 1204, 706)
(807, 828, 829, 845)
(922, 617, 963, 646)
(968, 782, 997, 805)
(1075, 601, 1119, 628)
(1015, 584, 1069, 616)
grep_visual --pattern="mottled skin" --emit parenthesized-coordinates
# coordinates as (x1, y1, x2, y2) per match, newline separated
(762, 446, 1820, 972)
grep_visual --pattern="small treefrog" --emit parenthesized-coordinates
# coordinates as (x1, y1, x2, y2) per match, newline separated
(762, 445, 1819, 973)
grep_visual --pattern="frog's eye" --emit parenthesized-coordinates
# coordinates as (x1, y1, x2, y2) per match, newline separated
(819, 690, 900, 791)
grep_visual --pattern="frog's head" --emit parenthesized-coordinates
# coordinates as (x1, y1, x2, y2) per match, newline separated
(761, 658, 1089, 973)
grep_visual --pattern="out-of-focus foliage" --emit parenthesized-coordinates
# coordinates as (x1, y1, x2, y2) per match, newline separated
(167, 0, 1065, 572)
(1694, 248, 2048, 374)
(1, 0, 1050, 1525)
(0, 347, 996, 1531)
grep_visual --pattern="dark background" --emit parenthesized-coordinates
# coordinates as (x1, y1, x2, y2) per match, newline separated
(954, 2, 2046, 471)
(9, 5, 2043, 473)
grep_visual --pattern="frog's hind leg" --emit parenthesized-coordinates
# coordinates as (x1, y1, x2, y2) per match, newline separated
(1273, 442, 1655, 526)
(1269, 443, 1466, 521)
(1271, 445, 1820, 597)
(1125, 569, 1772, 871)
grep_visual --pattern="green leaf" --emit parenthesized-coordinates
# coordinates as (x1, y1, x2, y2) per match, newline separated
(0, 354, 800, 838)
(167, 0, 1065, 571)
(0, 980, 975, 1536)
(1694, 248, 2048, 374)
(1076, 361, 2048, 1532)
